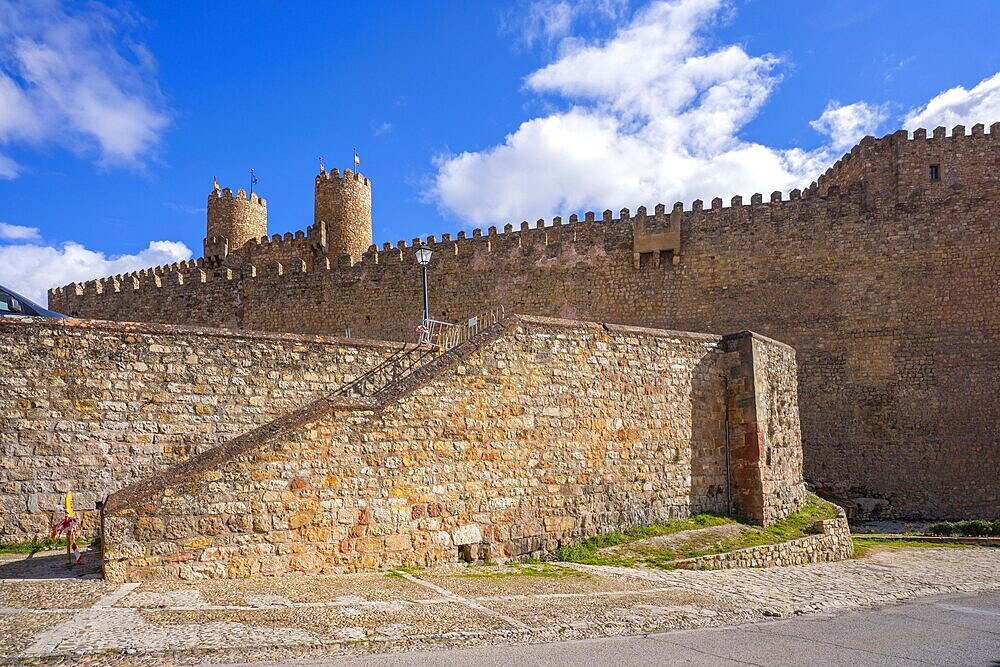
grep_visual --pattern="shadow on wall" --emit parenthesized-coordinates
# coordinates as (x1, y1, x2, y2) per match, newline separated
(690, 351, 729, 516)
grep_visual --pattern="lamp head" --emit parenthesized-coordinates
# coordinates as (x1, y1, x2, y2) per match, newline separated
(415, 243, 433, 266)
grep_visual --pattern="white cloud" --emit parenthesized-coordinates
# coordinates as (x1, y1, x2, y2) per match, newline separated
(0, 0, 169, 172)
(432, 0, 850, 226)
(0, 221, 40, 240)
(0, 150, 18, 178)
(0, 239, 192, 305)
(510, 0, 628, 47)
(903, 72, 1000, 131)
(810, 101, 888, 152)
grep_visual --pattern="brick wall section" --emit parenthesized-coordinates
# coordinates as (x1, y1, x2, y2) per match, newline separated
(101, 316, 806, 582)
(0, 317, 407, 542)
(672, 516, 853, 570)
(51, 126, 1000, 518)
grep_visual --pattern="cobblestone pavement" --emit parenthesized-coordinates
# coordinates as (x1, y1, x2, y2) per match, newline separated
(0, 546, 997, 666)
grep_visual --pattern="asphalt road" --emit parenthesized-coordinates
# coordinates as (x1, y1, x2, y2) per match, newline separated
(316, 589, 1000, 667)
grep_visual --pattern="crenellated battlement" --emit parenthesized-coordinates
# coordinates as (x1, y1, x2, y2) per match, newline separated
(47, 182, 877, 317)
(816, 124, 999, 203)
(209, 186, 268, 207)
(317, 167, 370, 188)
(39, 123, 1000, 524)
(49, 145, 915, 312)
(48, 124, 995, 318)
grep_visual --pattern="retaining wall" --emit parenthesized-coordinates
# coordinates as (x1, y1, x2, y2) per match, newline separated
(101, 316, 806, 582)
(672, 516, 853, 570)
(0, 317, 405, 541)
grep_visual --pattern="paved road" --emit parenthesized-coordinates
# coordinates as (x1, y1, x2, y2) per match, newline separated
(5, 547, 999, 664)
(314, 589, 1000, 667)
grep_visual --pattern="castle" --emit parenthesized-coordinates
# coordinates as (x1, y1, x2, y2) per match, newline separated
(49, 123, 1000, 520)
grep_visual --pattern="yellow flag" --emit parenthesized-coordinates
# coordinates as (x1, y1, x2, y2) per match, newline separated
(213, 176, 220, 192)
(65, 491, 74, 518)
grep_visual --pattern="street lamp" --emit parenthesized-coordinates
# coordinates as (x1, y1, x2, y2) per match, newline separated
(415, 243, 433, 323)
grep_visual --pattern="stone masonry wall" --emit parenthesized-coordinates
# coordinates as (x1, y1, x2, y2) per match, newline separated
(672, 516, 853, 570)
(51, 126, 1000, 518)
(722, 332, 807, 525)
(101, 316, 806, 582)
(205, 188, 268, 254)
(0, 317, 405, 542)
(314, 169, 372, 260)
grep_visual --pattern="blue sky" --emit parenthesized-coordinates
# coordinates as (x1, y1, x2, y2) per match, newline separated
(1, 0, 998, 303)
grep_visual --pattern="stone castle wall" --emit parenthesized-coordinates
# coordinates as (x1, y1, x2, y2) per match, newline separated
(100, 316, 806, 581)
(205, 188, 268, 260)
(50, 126, 1000, 518)
(0, 317, 406, 541)
(314, 169, 372, 259)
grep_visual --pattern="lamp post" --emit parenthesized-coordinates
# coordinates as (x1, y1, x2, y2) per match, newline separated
(415, 243, 433, 324)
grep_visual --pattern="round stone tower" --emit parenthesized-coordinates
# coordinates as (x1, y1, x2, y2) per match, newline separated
(205, 187, 267, 261)
(314, 168, 372, 259)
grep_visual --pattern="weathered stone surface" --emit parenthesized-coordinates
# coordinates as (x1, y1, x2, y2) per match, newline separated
(672, 516, 854, 570)
(0, 318, 403, 542)
(101, 316, 806, 582)
(451, 524, 482, 546)
(48, 130, 1000, 519)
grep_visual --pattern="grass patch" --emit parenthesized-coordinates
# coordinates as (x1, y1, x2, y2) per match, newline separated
(0, 536, 98, 555)
(555, 494, 840, 569)
(460, 562, 583, 579)
(554, 512, 732, 567)
(852, 537, 970, 558)
(926, 520, 1000, 537)
(386, 565, 424, 579)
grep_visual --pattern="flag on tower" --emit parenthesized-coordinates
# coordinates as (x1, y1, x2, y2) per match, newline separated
(213, 176, 220, 192)
(319, 157, 325, 173)
(354, 148, 360, 167)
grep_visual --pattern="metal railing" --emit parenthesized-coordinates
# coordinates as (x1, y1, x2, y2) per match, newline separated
(334, 305, 506, 398)
(420, 305, 505, 351)
(332, 344, 438, 398)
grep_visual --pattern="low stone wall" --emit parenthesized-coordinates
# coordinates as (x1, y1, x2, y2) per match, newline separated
(0, 317, 405, 541)
(102, 315, 807, 582)
(672, 516, 853, 570)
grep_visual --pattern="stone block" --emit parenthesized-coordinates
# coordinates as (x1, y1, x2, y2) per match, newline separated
(452, 524, 482, 546)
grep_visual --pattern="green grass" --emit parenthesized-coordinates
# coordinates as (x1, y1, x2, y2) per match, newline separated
(852, 536, 970, 558)
(926, 520, 1000, 537)
(386, 565, 424, 579)
(0, 535, 101, 555)
(0, 537, 73, 555)
(555, 495, 840, 569)
(460, 562, 583, 579)
(554, 512, 733, 567)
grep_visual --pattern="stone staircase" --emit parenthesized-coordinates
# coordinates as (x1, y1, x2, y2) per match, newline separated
(332, 305, 505, 398)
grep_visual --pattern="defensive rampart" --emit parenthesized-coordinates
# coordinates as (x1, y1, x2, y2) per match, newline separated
(100, 316, 806, 582)
(49, 125, 1000, 518)
(0, 317, 407, 541)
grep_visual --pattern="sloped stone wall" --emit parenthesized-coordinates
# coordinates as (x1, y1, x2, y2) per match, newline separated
(102, 317, 807, 582)
(672, 516, 853, 570)
(0, 317, 405, 541)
